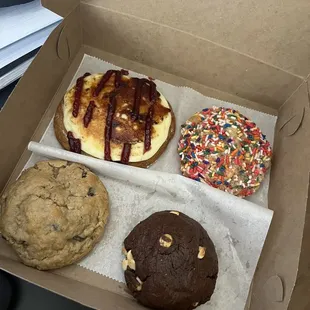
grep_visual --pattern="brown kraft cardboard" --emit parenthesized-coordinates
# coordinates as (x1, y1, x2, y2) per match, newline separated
(1, 1, 310, 309)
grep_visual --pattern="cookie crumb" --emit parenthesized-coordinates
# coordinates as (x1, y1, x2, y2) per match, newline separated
(170, 211, 179, 216)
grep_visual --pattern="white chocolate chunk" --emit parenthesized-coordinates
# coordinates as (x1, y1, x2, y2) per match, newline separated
(122, 259, 128, 271)
(127, 250, 136, 270)
(159, 234, 173, 248)
(198, 246, 206, 259)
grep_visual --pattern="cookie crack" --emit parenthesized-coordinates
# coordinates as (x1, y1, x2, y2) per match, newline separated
(47, 162, 67, 179)
(68, 191, 89, 199)
(78, 166, 88, 178)
(33, 194, 69, 211)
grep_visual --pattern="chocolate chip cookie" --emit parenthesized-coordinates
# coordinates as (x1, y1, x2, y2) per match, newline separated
(122, 211, 218, 310)
(0, 160, 109, 270)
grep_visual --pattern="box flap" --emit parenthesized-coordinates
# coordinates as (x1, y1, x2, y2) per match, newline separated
(80, 2, 303, 109)
(287, 172, 310, 310)
(41, 0, 79, 17)
(0, 5, 82, 193)
(84, 0, 310, 78)
(250, 77, 310, 309)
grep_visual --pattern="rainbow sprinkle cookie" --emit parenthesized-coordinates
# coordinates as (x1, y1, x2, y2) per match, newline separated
(178, 107, 272, 197)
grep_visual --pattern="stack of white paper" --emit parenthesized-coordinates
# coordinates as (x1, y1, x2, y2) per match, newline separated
(0, 56, 35, 89)
(0, 0, 62, 89)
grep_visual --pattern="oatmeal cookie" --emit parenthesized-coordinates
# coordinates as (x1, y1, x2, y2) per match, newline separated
(0, 160, 109, 270)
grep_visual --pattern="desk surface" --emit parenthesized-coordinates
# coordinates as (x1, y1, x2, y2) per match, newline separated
(0, 82, 90, 310)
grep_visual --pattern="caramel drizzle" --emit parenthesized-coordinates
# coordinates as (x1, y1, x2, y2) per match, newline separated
(145, 80, 158, 152)
(114, 70, 122, 88)
(149, 81, 157, 103)
(72, 72, 91, 117)
(132, 78, 143, 121)
(67, 131, 81, 153)
(102, 70, 127, 161)
(144, 105, 154, 153)
(93, 69, 129, 97)
(121, 143, 132, 164)
(83, 100, 96, 128)
(73, 70, 158, 163)
(104, 95, 117, 161)
(93, 70, 114, 97)
(121, 69, 129, 76)
(132, 78, 158, 153)
(101, 69, 129, 162)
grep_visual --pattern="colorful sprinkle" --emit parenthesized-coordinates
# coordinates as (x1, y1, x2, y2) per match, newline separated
(177, 106, 272, 198)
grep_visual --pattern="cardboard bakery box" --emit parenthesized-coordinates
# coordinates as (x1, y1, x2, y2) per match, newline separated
(1, 0, 310, 309)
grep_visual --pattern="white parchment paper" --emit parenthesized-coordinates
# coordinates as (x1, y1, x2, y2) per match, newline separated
(24, 55, 276, 309)
(27, 142, 273, 310)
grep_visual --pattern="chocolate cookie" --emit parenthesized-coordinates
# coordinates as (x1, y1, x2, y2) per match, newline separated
(0, 160, 109, 270)
(122, 211, 218, 310)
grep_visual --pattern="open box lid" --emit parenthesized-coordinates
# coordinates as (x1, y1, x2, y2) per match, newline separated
(1, 0, 310, 309)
